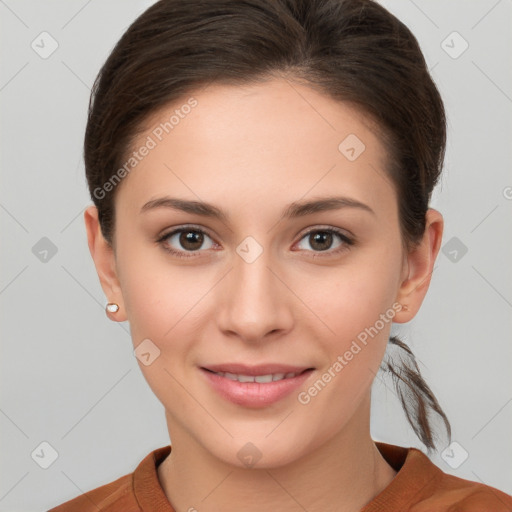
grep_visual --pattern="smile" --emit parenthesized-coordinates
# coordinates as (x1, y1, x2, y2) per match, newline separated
(200, 366, 315, 408)
(210, 371, 301, 383)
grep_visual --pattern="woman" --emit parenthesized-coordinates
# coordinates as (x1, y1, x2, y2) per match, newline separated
(49, 0, 512, 510)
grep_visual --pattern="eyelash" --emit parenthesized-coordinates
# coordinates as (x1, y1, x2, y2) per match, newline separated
(156, 225, 354, 259)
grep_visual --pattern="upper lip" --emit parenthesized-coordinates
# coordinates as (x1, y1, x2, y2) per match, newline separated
(201, 363, 314, 376)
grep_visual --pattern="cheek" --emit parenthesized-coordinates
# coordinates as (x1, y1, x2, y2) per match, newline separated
(307, 259, 400, 343)
(121, 261, 212, 341)
(118, 233, 402, 354)
(116, 245, 222, 379)
(299, 251, 401, 396)
(295, 273, 398, 428)
(117, 254, 215, 407)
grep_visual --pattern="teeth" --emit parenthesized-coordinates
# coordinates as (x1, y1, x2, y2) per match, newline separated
(214, 371, 298, 383)
(254, 374, 272, 383)
(238, 374, 256, 383)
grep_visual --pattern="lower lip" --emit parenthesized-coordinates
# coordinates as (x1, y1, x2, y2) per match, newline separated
(200, 368, 314, 408)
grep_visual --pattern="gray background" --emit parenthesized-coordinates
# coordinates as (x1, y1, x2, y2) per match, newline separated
(1, 0, 511, 510)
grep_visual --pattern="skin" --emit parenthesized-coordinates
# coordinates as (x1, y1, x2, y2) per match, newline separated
(85, 76, 443, 512)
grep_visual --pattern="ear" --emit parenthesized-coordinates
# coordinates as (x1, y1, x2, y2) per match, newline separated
(84, 205, 127, 322)
(393, 208, 443, 323)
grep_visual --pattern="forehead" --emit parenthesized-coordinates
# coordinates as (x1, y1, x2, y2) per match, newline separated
(116, 77, 395, 218)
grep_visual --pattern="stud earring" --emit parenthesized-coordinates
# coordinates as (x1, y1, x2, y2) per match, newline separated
(106, 302, 119, 314)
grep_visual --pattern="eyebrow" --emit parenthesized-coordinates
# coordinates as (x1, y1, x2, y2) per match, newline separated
(140, 195, 375, 222)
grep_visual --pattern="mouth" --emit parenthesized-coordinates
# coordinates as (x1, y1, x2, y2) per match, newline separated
(200, 364, 315, 407)
(201, 367, 313, 383)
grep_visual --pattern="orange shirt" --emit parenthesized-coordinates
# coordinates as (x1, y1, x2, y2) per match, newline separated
(48, 442, 512, 511)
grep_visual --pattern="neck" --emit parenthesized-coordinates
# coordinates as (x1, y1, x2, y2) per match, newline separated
(157, 397, 396, 512)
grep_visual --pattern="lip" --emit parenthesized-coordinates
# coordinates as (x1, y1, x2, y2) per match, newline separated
(200, 365, 315, 408)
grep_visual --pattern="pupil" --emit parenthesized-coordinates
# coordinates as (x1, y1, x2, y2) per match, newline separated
(181, 231, 203, 250)
(177, 231, 333, 252)
(311, 231, 332, 251)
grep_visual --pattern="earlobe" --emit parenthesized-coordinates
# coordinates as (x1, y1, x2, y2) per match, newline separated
(84, 205, 127, 322)
(394, 209, 444, 323)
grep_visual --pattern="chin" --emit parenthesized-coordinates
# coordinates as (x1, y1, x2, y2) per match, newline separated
(203, 433, 309, 470)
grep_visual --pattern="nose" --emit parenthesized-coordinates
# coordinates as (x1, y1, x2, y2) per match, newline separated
(215, 247, 294, 344)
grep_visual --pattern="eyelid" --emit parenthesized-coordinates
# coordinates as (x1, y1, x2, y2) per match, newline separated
(157, 223, 216, 241)
(292, 226, 354, 257)
(156, 223, 354, 257)
(157, 224, 353, 242)
(296, 224, 354, 241)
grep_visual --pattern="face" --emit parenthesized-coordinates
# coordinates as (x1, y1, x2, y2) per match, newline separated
(87, 77, 435, 469)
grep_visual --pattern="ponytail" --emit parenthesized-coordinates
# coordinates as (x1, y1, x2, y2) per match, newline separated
(380, 336, 451, 452)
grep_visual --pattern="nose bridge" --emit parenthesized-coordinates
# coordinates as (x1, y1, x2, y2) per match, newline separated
(216, 238, 292, 340)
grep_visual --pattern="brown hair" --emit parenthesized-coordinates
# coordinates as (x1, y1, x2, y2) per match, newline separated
(84, 0, 451, 451)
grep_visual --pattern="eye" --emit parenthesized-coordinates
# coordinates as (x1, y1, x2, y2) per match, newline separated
(157, 225, 354, 259)
(157, 226, 216, 258)
(295, 227, 354, 256)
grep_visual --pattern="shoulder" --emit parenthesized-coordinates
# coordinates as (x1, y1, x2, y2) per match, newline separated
(47, 473, 137, 512)
(411, 464, 512, 512)
(47, 446, 172, 512)
(370, 443, 512, 512)
(404, 447, 512, 512)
